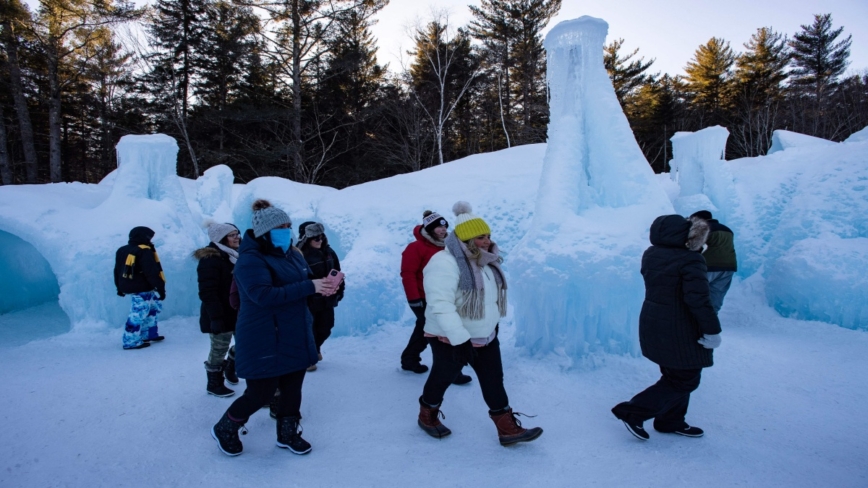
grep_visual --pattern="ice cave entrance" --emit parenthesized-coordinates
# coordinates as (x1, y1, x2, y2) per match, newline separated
(0, 229, 70, 346)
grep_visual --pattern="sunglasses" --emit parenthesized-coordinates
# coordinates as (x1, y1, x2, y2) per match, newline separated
(311, 235, 323, 242)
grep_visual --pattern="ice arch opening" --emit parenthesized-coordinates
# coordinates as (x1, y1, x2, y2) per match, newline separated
(0, 229, 70, 345)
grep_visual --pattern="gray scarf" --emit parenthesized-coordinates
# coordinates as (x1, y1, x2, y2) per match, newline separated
(444, 232, 507, 320)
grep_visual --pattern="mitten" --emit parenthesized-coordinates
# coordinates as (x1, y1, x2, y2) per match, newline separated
(698, 334, 721, 349)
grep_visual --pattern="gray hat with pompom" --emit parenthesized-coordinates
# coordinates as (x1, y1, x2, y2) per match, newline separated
(251, 199, 292, 237)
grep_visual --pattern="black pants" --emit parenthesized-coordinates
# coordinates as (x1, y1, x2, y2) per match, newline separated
(421, 336, 509, 411)
(311, 307, 335, 353)
(400, 302, 428, 366)
(227, 369, 306, 421)
(614, 366, 702, 431)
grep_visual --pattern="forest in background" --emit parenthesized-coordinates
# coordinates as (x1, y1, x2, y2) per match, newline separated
(0, 0, 866, 187)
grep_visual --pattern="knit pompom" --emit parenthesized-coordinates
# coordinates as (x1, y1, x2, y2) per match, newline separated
(423, 210, 433, 218)
(452, 201, 472, 216)
(252, 199, 272, 211)
(201, 218, 217, 229)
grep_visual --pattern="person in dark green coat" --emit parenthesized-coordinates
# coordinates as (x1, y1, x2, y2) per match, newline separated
(690, 210, 737, 314)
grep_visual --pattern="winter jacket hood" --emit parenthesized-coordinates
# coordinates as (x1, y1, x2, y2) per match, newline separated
(649, 215, 709, 251)
(128, 226, 155, 246)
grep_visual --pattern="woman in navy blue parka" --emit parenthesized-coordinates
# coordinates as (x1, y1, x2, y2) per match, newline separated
(211, 199, 337, 457)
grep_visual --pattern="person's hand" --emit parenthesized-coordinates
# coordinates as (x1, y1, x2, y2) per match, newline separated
(210, 320, 224, 334)
(452, 340, 476, 366)
(313, 279, 337, 296)
(698, 334, 721, 349)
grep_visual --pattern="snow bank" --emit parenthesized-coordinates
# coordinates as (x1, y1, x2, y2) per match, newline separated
(509, 17, 672, 362)
(767, 129, 837, 154)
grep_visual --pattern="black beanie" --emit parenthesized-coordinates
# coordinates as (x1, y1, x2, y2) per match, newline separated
(422, 210, 448, 235)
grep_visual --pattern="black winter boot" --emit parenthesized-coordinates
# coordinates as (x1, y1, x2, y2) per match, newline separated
(276, 416, 312, 454)
(224, 358, 239, 385)
(207, 369, 235, 397)
(211, 412, 247, 456)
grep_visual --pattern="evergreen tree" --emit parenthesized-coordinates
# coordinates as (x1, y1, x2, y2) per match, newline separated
(0, 0, 38, 182)
(604, 38, 655, 108)
(789, 13, 851, 100)
(684, 37, 735, 125)
(627, 74, 687, 172)
(468, 0, 560, 145)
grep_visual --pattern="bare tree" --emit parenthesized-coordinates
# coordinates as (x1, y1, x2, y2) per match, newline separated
(1, 0, 39, 182)
(0, 103, 11, 184)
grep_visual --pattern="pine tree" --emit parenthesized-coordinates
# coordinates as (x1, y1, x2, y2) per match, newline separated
(604, 38, 655, 109)
(789, 13, 851, 100)
(684, 37, 735, 125)
(468, 0, 561, 145)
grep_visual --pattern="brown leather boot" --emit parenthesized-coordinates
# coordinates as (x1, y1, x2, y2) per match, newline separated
(489, 407, 543, 446)
(417, 397, 451, 439)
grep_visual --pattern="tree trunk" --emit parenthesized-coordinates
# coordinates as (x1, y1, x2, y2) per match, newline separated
(0, 104, 12, 184)
(291, 0, 303, 178)
(47, 41, 63, 183)
(2, 21, 39, 183)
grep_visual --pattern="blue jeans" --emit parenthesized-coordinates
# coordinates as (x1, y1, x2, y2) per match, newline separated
(707, 271, 734, 314)
(122, 291, 162, 348)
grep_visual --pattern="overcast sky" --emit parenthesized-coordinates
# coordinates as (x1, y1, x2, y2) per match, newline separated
(370, 0, 868, 77)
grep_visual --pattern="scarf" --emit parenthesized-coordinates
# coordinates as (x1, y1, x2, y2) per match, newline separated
(444, 232, 507, 320)
(421, 227, 446, 248)
(122, 244, 166, 283)
(215, 242, 239, 264)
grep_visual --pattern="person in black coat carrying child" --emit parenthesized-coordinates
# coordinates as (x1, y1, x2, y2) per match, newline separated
(612, 215, 721, 441)
(297, 221, 344, 371)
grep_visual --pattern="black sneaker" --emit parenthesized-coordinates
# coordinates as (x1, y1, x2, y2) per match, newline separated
(621, 420, 650, 440)
(656, 425, 704, 437)
(143, 336, 165, 342)
(123, 342, 151, 350)
(402, 363, 429, 374)
(452, 373, 472, 385)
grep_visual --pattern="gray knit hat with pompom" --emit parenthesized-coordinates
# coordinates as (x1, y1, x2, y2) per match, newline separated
(251, 199, 292, 237)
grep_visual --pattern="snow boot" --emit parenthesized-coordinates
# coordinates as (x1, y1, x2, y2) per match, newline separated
(207, 369, 235, 397)
(224, 358, 239, 385)
(143, 335, 164, 342)
(123, 342, 150, 350)
(418, 397, 451, 439)
(489, 408, 543, 446)
(211, 412, 247, 456)
(276, 416, 312, 454)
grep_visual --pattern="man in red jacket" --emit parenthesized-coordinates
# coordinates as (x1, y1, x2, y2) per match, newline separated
(400, 211, 471, 385)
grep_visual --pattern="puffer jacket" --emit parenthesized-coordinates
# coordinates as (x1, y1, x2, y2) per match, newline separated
(194, 243, 237, 334)
(422, 250, 500, 345)
(401, 225, 445, 302)
(639, 215, 721, 370)
(233, 229, 318, 380)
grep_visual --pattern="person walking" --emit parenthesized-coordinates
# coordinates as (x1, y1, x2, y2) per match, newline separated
(400, 210, 471, 385)
(612, 214, 721, 441)
(211, 200, 338, 457)
(416, 202, 542, 446)
(690, 210, 737, 314)
(297, 221, 345, 371)
(194, 221, 241, 397)
(114, 226, 166, 350)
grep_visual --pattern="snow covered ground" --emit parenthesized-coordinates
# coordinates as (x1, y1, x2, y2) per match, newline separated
(1, 274, 866, 487)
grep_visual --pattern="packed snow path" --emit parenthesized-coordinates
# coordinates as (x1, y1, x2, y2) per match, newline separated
(1, 278, 866, 487)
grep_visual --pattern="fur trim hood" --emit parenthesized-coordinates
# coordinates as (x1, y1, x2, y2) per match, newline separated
(192, 245, 222, 261)
(649, 214, 710, 251)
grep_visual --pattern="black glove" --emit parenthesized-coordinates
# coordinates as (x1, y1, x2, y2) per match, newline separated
(408, 299, 424, 308)
(157, 290, 166, 301)
(408, 299, 425, 319)
(210, 320, 224, 334)
(452, 340, 476, 366)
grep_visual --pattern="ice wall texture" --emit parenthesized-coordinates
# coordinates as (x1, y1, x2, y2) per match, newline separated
(0, 134, 207, 328)
(0, 230, 59, 314)
(509, 17, 673, 363)
(768, 130, 837, 154)
(676, 129, 868, 330)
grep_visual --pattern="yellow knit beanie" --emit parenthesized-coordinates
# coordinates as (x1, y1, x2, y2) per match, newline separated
(451, 201, 491, 241)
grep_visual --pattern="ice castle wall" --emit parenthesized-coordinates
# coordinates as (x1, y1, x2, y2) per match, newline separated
(509, 17, 673, 364)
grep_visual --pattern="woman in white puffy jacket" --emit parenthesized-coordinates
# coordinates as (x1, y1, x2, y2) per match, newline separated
(415, 201, 543, 447)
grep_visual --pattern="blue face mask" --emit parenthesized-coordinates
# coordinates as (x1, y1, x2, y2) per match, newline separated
(270, 228, 292, 252)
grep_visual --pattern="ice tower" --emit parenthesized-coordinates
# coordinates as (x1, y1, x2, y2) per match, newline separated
(510, 17, 672, 364)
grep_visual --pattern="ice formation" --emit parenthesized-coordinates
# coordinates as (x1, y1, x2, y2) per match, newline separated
(768, 129, 837, 154)
(509, 16, 673, 362)
(196, 164, 235, 222)
(845, 125, 868, 143)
